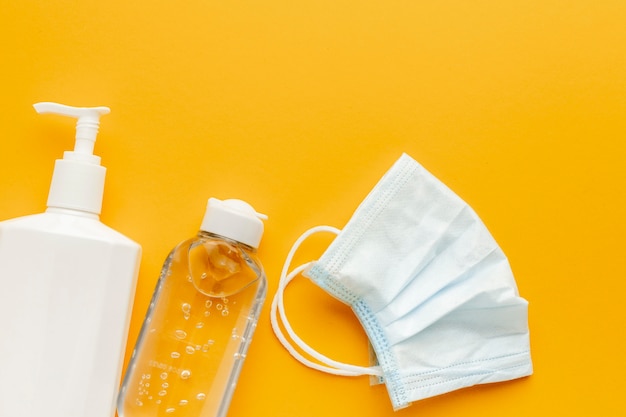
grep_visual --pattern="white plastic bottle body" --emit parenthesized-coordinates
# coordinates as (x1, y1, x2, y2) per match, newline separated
(0, 211, 141, 417)
(118, 232, 267, 417)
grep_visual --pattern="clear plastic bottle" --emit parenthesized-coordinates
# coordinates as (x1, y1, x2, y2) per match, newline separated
(118, 198, 267, 417)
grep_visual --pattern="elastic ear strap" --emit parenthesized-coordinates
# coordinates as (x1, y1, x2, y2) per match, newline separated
(270, 225, 383, 377)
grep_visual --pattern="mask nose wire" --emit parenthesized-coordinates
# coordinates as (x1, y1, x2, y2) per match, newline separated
(270, 225, 384, 377)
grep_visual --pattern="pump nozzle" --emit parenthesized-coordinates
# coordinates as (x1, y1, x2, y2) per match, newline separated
(34, 102, 110, 161)
(34, 102, 111, 215)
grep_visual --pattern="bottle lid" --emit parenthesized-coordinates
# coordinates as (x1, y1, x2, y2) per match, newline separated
(200, 198, 267, 249)
(33, 102, 110, 215)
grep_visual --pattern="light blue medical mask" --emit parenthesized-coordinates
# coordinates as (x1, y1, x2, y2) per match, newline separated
(271, 153, 532, 410)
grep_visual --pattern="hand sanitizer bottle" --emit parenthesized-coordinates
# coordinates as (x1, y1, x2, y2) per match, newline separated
(0, 103, 142, 417)
(118, 198, 267, 417)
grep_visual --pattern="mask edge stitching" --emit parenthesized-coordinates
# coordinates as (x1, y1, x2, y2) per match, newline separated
(353, 297, 410, 409)
(308, 263, 411, 409)
(402, 359, 532, 392)
(402, 350, 531, 379)
(324, 156, 419, 276)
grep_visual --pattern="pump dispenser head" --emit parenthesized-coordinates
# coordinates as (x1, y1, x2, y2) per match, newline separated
(201, 198, 268, 249)
(34, 102, 110, 215)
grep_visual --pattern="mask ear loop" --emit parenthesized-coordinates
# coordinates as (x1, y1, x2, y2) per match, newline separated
(270, 225, 383, 377)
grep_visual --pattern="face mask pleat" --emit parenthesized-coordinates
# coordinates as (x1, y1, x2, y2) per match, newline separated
(370, 208, 499, 323)
(379, 239, 505, 337)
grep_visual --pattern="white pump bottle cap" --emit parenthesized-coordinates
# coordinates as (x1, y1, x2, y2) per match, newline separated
(34, 102, 110, 215)
(200, 198, 267, 249)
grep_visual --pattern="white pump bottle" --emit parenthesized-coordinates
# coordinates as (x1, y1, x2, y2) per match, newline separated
(0, 103, 142, 417)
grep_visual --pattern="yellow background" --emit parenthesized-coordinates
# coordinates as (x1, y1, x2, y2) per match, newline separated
(1, 1, 625, 416)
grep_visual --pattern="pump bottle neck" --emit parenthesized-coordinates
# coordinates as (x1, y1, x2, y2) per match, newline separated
(45, 206, 100, 220)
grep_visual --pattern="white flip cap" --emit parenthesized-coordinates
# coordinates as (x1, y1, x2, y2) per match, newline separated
(34, 102, 110, 215)
(200, 198, 267, 249)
